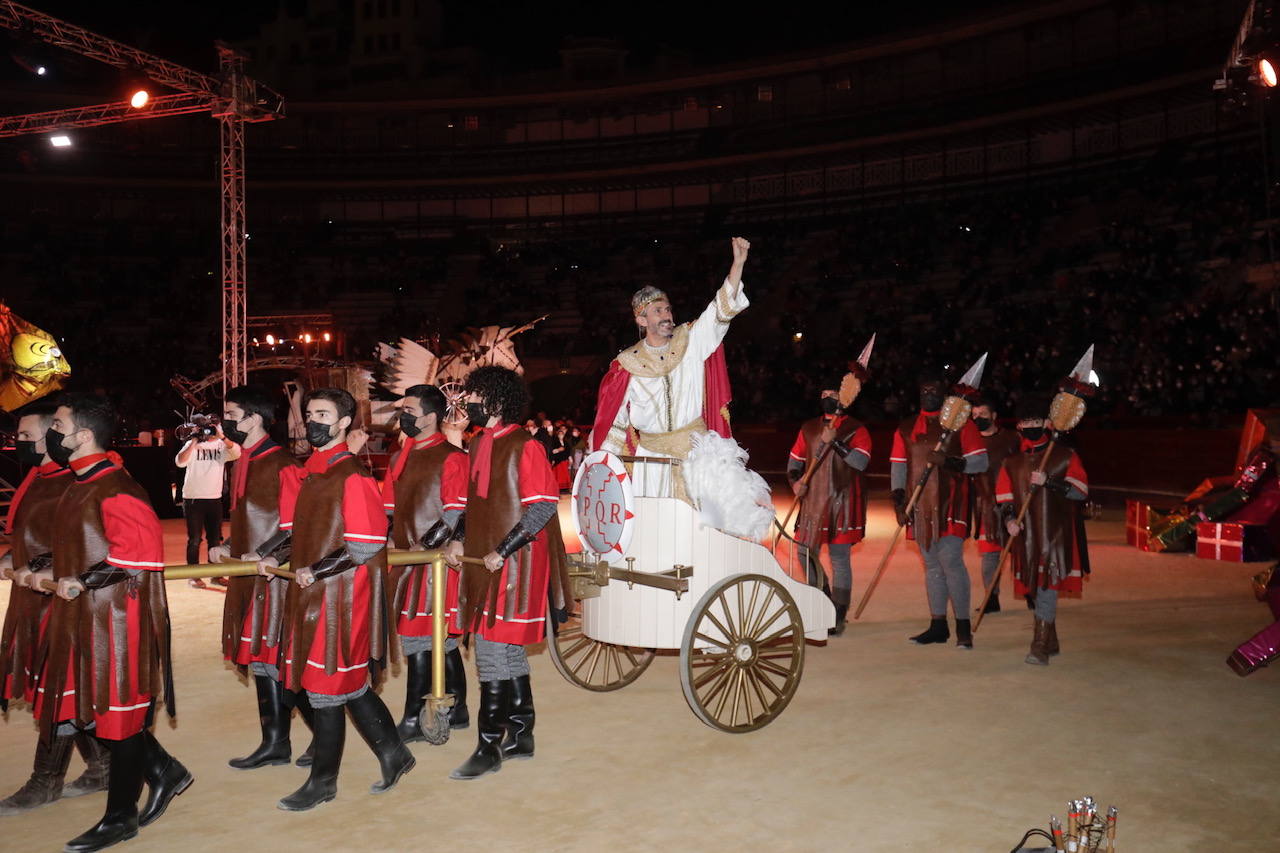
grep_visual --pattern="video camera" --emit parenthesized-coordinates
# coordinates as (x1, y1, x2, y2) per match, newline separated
(175, 414, 221, 444)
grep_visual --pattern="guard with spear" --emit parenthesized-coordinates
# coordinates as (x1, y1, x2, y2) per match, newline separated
(781, 336, 875, 637)
(853, 356, 990, 650)
(973, 347, 1095, 664)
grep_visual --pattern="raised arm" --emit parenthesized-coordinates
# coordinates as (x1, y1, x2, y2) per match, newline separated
(686, 237, 751, 362)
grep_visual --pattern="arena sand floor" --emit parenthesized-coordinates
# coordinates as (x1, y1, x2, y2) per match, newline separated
(1, 496, 1275, 852)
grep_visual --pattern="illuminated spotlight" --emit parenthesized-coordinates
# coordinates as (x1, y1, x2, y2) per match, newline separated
(1260, 58, 1278, 88)
(265, 334, 276, 345)
(322, 332, 331, 342)
(130, 89, 150, 108)
(36, 65, 47, 76)
(303, 333, 312, 343)
(792, 332, 804, 342)
(49, 134, 71, 148)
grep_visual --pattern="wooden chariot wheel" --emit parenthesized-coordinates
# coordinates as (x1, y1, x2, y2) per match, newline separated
(547, 605, 655, 692)
(679, 573, 805, 733)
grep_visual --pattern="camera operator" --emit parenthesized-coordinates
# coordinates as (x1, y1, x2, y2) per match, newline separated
(175, 416, 241, 565)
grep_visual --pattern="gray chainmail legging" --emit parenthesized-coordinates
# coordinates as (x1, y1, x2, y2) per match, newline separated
(474, 636, 530, 681)
(401, 634, 459, 655)
(922, 535, 970, 617)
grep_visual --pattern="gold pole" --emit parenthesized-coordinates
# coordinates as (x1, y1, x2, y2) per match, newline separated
(972, 439, 1056, 633)
(430, 554, 446, 701)
(9, 549, 479, 593)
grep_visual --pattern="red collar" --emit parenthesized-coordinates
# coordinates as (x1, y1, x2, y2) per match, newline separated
(1021, 437, 1051, 453)
(37, 460, 68, 477)
(411, 433, 447, 450)
(481, 424, 519, 440)
(70, 453, 111, 473)
(305, 442, 350, 474)
(71, 453, 117, 482)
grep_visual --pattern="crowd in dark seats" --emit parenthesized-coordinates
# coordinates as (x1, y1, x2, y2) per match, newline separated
(1, 142, 1276, 439)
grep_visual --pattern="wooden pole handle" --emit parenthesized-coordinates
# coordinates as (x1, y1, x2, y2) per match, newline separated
(852, 431, 951, 619)
(972, 440, 1056, 633)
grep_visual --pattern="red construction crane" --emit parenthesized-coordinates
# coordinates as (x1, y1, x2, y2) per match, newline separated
(0, 1, 284, 395)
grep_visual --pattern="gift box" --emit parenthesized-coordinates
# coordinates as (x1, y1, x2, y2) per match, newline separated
(1125, 499, 1161, 551)
(1195, 521, 1275, 562)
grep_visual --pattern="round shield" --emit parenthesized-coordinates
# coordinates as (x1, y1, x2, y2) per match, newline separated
(571, 450, 636, 558)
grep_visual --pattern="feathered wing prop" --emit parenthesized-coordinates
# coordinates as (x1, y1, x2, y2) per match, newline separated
(0, 304, 70, 412)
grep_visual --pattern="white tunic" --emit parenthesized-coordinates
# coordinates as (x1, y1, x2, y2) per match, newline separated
(602, 278, 749, 498)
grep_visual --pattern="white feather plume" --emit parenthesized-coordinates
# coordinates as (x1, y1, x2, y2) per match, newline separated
(682, 432, 774, 542)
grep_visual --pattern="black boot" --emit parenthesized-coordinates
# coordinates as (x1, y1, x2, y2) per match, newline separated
(955, 618, 973, 650)
(449, 680, 505, 780)
(501, 675, 534, 761)
(293, 691, 316, 768)
(137, 732, 193, 827)
(828, 604, 849, 637)
(396, 650, 431, 744)
(445, 647, 470, 730)
(346, 690, 416, 794)
(278, 705, 344, 811)
(63, 734, 143, 853)
(908, 617, 949, 645)
(229, 675, 292, 769)
(63, 732, 111, 798)
(982, 592, 1001, 614)
(0, 732, 74, 816)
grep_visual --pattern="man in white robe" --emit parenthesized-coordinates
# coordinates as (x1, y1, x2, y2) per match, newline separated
(591, 238, 772, 540)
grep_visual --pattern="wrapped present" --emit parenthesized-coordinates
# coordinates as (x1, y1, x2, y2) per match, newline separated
(1125, 499, 1164, 551)
(1196, 522, 1275, 562)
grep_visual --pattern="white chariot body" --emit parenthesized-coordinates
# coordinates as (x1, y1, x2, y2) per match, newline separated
(550, 452, 834, 733)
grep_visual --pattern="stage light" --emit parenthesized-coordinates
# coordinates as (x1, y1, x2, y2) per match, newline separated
(303, 333, 312, 343)
(36, 65, 46, 76)
(130, 89, 150, 108)
(1260, 58, 1278, 87)
(792, 332, 803, 342)
(265, 334, 276, 345)
(49, 135, 71, 148)
(322, 332, 331, 342)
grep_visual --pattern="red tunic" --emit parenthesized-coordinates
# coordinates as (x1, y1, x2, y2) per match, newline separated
(279, 444, 388, 695)
(460, 425, 562, 645)
(890, 414, 987, 547)
(788, 415, 872, 546)
(973, 428, 1022, 555)
(996, 439, 1090, 596)
(1, 462, 72, 704)
(383, 433, 468, 638)
(225, 438, 302, 667)
(34, 455, 169, 740)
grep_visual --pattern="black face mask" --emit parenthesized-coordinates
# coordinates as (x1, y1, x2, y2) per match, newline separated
(223, 418, 249, 446)
(305, 421, 335, 449)
(972, 416, 993, 432)
(399, 412, 422, 438)
(15, 439, 43, 467)
(1020, 427, 1046, 442)
(466, 403, 487, 427)
(920, 392, 944, 412)
(45, 427, 74, 467)
(820, 398, 840, 415)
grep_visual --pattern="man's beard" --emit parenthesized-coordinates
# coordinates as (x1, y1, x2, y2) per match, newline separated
(655, 320, 675, 338)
